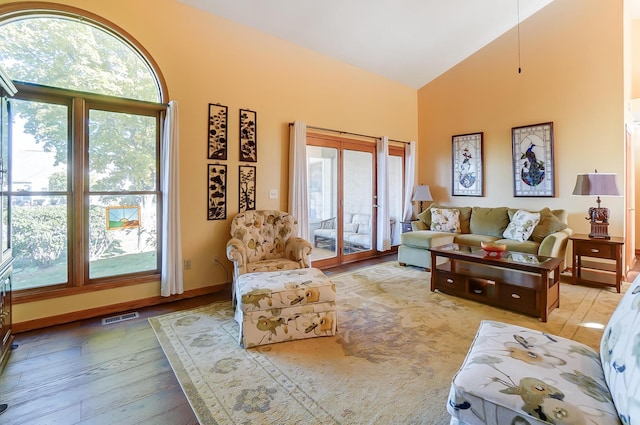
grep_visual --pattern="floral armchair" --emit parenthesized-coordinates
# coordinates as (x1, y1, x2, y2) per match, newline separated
(226, 210, 313, 283)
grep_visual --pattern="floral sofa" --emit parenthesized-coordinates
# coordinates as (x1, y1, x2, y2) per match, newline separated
(398, 205, 573, 270)
(447, 277, 640, 425)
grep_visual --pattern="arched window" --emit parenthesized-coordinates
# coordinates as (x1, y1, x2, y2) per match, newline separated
(0, 4, 167, 296)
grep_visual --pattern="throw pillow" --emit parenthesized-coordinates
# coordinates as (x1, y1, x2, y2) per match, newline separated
(416, 203, 438, 227)
(531, 208, 568, 243)
(470, 207, 510, 237)
(344, 222, 359, 233)
(503, 209, 541, 242)
(430, 208, 461, 233)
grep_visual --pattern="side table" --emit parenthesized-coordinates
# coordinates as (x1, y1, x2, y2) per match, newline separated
(401, 221, 413, 233)
(570, 234, 624, 293)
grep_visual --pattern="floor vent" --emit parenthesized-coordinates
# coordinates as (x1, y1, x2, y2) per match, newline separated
(101, 312, 140, 325)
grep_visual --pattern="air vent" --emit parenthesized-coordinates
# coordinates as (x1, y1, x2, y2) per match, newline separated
(101, 312, 139, 325)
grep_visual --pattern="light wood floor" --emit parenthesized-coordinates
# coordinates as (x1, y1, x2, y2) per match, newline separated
(0, 253, 397, 424)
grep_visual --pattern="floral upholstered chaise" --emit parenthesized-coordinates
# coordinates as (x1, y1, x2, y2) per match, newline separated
(447, 278, 640, 424)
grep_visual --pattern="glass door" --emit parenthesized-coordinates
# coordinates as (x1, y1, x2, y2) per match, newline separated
(307, 135, 376, 268)
(342, 145, 374, 259)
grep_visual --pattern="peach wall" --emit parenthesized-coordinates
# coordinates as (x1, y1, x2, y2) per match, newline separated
(7, 0, 417, 324)
(417, 0, 624, 243)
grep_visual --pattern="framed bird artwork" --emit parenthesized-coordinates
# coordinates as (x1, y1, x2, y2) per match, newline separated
(512, 122, 555, 197)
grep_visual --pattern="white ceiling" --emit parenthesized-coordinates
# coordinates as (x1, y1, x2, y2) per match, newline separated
(178, 0, 556, 88)
(178, 1, 640, 89)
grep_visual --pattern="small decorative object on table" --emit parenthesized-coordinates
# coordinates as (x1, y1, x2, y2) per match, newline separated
(571, 170, 621, 239)
(480, 241, 506, 256)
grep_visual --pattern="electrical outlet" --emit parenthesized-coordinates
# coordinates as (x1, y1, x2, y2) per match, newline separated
(269, 189, 278, 199)
(184, 259, 191, 270)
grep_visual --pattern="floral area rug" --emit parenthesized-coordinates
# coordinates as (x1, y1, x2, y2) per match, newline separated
(149, 261, 625, 425)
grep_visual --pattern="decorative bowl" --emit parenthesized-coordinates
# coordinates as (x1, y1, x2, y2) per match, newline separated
(481, 241, 507, 255)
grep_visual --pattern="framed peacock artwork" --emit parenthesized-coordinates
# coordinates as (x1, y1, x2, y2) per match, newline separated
(512, 122, 555, 197)
(452, 132, 484, 196)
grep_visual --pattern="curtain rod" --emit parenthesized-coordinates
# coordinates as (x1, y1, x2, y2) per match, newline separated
(288, 122, 409, 145)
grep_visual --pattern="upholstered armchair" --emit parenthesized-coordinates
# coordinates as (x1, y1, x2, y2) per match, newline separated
(226, 210, 313, 283)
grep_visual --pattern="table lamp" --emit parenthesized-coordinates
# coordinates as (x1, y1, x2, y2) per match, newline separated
(412, 185, 433, 213)
(571, 170, 621, 239)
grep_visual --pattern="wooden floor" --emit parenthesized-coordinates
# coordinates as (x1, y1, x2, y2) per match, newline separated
(0, 253, 397, 424)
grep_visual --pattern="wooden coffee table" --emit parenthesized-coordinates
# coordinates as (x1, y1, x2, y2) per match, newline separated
(428, 243, 563, 322)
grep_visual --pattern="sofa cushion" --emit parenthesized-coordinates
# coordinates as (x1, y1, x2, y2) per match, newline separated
(453, 233, 499, 246)
(502, 209, 541, 242)
(457, 207, 473, 234)
(400, 230, 455, 249)
(507, 208, 568, 243)
(600, 278, 640, 423)
(418, 205, 472, 234)
(493, 238, 540, 254)
(416, 203, 440, 228)
(531, 208, 568, 243)
(357, 224, 371, 234)
(469, 207, 509, 238)
(430, 207, 461, 233)
(344, 222, 359, 233)
(447, 320, 621, 425)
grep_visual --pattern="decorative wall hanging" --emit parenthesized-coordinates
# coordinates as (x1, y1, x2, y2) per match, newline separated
(207, 164, 227, 220)
(239, 109, 257, 162)
(106, 206, 140, 230)
(512, 122, 555, 197)
(452, 132, 484, 196)
(239, 165, 256, 212)
(208, 103, 228, 160)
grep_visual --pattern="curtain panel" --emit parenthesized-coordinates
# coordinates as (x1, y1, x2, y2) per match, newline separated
(161, 100, 183, 297)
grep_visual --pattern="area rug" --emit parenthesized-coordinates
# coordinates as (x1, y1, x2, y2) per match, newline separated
(149, 262, 626, 425)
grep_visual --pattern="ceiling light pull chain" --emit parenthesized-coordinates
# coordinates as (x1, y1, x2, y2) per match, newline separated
(517, 0, 522, 74)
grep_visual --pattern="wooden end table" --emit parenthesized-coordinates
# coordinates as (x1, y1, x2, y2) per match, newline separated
(570, 234, 624, 293)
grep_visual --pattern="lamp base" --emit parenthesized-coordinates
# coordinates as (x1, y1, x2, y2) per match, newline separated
(589, 222, 610, 239)
(586, 206, 611, 239)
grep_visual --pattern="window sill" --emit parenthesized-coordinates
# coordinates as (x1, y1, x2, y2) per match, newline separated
(13, 273, 161, 304)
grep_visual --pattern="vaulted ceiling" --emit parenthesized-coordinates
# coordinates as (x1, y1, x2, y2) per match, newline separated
(178, 0, 557, 88)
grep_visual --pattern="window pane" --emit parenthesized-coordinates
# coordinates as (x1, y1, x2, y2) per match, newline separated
(10, 99, 69, 290)
(89, 110, 157, 191)
(11, 100, 68, 192)
(0, 17, 159, 102)
(12, 196, 68, 290)
(308, 146, 338, 261)
(343, 149, 373, 254)
(89, 194, 158, 279)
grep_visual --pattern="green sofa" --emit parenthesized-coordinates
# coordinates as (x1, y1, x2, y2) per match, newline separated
(398, 205, 573, 270)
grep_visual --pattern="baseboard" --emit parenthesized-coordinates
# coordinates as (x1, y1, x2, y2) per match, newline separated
(13, 284, 227, 333)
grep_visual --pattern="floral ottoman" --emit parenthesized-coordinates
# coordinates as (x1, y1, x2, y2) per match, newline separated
(447, 278, 640, 425)
(235, 268, 337, 348)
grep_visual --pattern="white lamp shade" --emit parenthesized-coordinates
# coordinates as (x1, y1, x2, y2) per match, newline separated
(412, 185, 433, 202)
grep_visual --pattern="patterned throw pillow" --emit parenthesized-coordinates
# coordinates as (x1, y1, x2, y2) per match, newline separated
(502, 209, 541, 242)
(430, 208, 461, 233)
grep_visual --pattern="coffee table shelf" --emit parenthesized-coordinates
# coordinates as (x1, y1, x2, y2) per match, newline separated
(429, 244, 563, 322)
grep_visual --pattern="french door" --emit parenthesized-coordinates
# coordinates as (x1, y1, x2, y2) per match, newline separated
(307, 134, 375, 268)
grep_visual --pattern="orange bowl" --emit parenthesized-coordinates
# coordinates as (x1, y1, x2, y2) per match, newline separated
(481, 241, 507, 253)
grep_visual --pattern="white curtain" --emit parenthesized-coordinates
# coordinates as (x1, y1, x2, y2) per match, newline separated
(376, 137, 391, 251)
(402, 141, 417, 221)
(161, 101, 183, 297)
(289, 121, 310, 241)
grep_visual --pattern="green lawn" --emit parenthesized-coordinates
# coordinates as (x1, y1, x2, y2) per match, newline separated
(13, 251, 157, 290)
